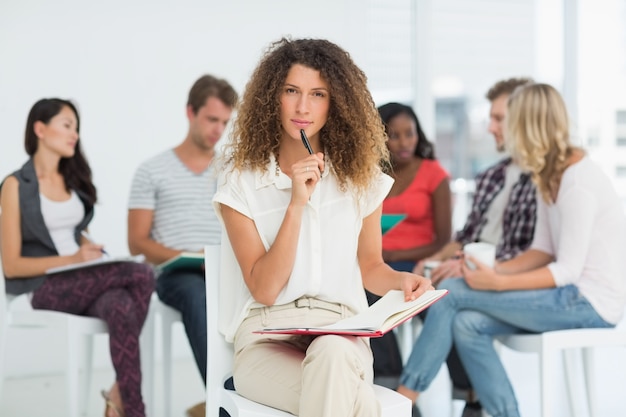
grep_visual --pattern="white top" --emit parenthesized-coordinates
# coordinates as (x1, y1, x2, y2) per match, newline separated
(213, 156, 394, 342)
(530, 156, 626, 324)
(40, 191, 83, 256)
(128, 149, 221, 252)
(480, 163, 522, 245)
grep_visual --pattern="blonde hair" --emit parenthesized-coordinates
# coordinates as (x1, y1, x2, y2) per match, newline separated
(506, 83, 576, 203)
(224, 37, 389, 193)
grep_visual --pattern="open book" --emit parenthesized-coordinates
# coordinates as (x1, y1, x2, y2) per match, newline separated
(255, 289, 448, 337)
(156, 251, 204, 272)
(46, 255, 145, 274)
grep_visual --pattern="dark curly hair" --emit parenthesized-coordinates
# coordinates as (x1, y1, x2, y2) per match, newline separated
(225, 37, 390, 192)
(24, 98, 97, 205)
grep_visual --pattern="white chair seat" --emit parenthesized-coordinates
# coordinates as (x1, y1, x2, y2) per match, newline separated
(215, 384, 409, 417)
(497, 327, 626, 417)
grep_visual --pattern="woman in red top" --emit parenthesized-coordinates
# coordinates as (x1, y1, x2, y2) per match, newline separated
(368, 103, 452, 394)
(379, 102, 452, 273)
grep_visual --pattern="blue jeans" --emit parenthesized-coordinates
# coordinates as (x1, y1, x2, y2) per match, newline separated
(400, 278, 612, 417)
(156, 268, 207, 385)
(386, 260, 415, 273)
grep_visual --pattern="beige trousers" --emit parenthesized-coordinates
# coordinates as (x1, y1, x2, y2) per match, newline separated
(233, 299, 381, 417)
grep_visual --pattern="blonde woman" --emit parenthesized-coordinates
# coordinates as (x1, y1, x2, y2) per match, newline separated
(396, 83, 626, 417)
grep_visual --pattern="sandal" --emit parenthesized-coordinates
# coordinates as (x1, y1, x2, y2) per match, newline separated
(101, 390, 124, 417)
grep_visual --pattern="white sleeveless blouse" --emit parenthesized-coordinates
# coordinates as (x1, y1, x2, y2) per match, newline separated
(40, 190, 84, 256)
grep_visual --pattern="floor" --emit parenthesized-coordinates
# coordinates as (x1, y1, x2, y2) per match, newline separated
(1, 346, 624, 417)
(0, 357, 205, 417)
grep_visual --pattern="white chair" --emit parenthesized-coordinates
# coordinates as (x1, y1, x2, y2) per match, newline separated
(204, 244, 412, 417)
(397, 311, 626, 417)
(497, 327, 626, 417)
(0, 253, 156, 417)
(148, 294, 184, 417)
(0, 258, 108, 417)
(145, 277, 208, 417)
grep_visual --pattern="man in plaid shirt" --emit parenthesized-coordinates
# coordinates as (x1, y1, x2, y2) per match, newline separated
(418, 77, 536, 279)
(414, 77, 536, 417)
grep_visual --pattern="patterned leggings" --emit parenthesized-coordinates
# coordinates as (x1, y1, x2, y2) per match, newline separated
(31, 262, 155, 417)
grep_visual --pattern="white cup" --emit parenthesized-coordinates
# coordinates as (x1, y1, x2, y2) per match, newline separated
(463, 242, 496, 269)
(422, 260, 441, 279)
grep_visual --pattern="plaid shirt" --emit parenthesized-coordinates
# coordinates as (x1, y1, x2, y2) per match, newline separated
(454, 157, 537, 261)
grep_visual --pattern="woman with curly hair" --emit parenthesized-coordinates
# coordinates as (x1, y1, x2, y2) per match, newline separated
(212, 38, 433, 417)
(397, 83, 626, 417)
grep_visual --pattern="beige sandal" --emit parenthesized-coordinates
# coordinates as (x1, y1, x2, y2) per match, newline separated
(101, 390, 124, 417)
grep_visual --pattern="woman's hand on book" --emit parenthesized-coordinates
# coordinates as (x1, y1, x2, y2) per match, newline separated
(400, 272, 434, 301)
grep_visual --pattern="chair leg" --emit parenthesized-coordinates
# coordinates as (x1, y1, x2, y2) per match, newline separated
(396, 320, 414, 364)
(449, 384, 457, 417)
(538, 346, 550, 417)
(140, 304, 157, 417)
(0, 321, 8, 405)
(162, 317, 174, 417)
(582, 347, 596, 417)
(81, 334, 95, 415)
(66, 325, 80, 417)
(563, 348, 585, 417)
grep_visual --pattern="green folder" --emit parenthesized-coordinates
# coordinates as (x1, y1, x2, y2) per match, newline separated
(156, 252, 204, 272)
(381, 214, 406, 235)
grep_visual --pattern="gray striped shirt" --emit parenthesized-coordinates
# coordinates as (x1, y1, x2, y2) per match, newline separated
(128, 149, 220, 252)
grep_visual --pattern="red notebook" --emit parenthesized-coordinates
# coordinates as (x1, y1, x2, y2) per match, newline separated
(255, 289, 448, 338)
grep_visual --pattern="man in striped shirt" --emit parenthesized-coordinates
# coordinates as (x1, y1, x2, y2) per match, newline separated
(128, 74, 237, 417)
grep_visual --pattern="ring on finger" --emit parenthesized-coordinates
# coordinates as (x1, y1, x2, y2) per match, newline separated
(306, 166, 309, 172)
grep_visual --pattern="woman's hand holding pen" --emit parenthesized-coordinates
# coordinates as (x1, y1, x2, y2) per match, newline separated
(72, 243, 106, 263)
(73, 230, 108, 262)
(290, 153, 325, 205)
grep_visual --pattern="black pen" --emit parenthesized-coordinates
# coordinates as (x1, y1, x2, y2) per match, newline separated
(300, 129, 314, 154)
(300, 129, 324, 176)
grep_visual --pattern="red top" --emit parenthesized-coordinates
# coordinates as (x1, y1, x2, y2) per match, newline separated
(382, 159, 449, 251)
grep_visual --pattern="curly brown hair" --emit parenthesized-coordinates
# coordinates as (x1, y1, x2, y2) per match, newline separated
(225, 37, 390, 192)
